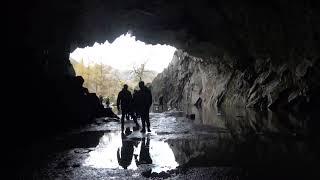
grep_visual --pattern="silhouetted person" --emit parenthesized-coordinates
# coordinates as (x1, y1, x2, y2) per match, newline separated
(130, 89, 140, 129)
(83, 87, 89, 95)
(137, 81, 152, 133)
(117, 84, 132, 131)
(135, 136, 152, 165)
(105, 97, 110, 108)
(104, 107, 120, 119)
(159, 95, 164, 112)
(117, 128, 135, 169)
(68, 76, 91, 123)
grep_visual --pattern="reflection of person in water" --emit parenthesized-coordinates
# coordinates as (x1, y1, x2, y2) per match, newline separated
(135, 136, 152, 165)
(117, 128, 136, 169)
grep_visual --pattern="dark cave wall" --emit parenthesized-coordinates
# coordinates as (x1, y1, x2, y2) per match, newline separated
(9, 0, 320, 136)
(151, 50, 320, 112)
(148, 0, 320, 113)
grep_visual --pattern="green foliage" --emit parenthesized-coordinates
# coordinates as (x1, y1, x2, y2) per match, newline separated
(71, 59, 158, 104)
(71, 60, 122, 103)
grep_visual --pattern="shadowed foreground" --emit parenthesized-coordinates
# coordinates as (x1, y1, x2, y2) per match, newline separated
(19, 110, 318, 179)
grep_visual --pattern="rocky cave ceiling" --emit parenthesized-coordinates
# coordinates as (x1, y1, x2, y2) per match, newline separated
(15, 0, 319, 64)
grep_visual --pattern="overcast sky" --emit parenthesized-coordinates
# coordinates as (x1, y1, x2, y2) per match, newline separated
(70, 33, 176, 73)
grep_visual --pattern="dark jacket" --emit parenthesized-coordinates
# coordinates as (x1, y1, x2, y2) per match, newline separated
(136, 87, 152, 112)
(131, 91, 138, 112)
(117, 89, 132, 110)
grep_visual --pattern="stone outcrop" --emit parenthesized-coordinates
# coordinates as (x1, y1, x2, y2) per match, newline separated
(152, 50, 320, 112)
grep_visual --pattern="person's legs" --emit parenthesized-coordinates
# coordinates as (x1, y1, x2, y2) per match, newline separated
(121, 109, 125, 131)
(145, 109, 151, 132)
(126, 111, 130, 120)
(146, 135, 150, 146)
(132, 112, 140, 128)
(140, 112, 146, 133)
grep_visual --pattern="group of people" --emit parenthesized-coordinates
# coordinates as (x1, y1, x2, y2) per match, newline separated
(117, 81, 152, 133)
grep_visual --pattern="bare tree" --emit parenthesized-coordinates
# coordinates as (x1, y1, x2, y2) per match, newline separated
(131, 60, 153, 82)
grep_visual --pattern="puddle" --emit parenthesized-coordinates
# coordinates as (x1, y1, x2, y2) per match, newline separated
(24, 111, 319, 179)
(83, 132, 179, 173)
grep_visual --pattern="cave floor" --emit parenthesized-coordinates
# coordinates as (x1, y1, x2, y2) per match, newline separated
(19, 111, 318, 179)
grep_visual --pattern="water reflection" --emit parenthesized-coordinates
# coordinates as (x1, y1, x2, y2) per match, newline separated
(134, 136, 152, 166)
(166, 133, 318, 179)
(117, 131, 139, 169)
(83, 131, 178, 172)
(184, 103, 311, 135)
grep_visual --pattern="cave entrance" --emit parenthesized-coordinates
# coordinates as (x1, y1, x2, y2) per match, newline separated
(69, 33, 176, 107)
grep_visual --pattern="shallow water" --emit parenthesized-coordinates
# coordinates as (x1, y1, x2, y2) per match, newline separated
(21, 109, 319, 179)
(83, 132, 179, 173)
(184, 104, 313, 136)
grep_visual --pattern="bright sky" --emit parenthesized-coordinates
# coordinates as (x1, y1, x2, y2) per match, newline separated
(70, 33, 176, 73)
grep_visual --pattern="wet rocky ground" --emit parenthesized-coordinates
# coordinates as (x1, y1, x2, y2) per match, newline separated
(18, 110, 319, 179)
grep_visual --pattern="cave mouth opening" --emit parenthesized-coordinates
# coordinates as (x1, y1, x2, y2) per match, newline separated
(69, 33, 176, 105)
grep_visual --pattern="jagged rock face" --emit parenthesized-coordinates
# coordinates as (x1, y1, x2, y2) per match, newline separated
(152, 50, 320, 112)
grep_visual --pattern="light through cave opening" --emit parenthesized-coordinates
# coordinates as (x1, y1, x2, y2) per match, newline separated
(69, 33, 176, 105)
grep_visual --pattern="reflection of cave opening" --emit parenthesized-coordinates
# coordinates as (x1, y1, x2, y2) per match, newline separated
(69, 33, 176, 106)
(83, 132, 178, 173)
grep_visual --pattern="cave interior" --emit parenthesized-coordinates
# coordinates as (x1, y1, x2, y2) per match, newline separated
(7, 0, 320, 179)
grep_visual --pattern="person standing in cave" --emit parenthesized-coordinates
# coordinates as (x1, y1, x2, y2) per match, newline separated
(159, 95, 164, 112)
(105, 97, 110, 108)
(130, 89, 140, 129)
(117, 84, 132, 132)
(136, 81, 152, 133)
